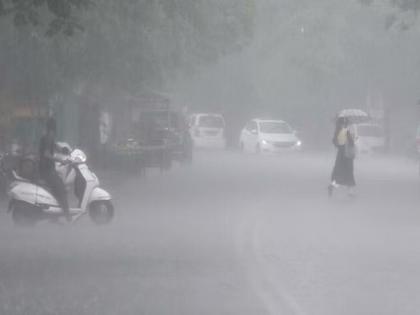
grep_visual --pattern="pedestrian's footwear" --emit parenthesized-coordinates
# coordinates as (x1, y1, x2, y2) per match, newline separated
(328, 184, 333, 197)
(347, 187, 356, 198)
(49, 217, 64, 225)
(64, 213, 72, 223)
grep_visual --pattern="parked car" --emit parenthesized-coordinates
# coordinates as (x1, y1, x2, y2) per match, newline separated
(416, 125, 420, 155)
(239, 119, 302, 153)
(189, 113, 226, 149)
(355, 123, 385, 154)
(137, 108, 191, 166)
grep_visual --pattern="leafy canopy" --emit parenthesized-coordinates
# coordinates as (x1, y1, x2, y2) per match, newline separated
(0, 0, 90, 36)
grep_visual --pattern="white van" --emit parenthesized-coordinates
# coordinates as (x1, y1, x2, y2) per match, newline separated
(355, 123, 385, 154)
(189, 113, 226, 149)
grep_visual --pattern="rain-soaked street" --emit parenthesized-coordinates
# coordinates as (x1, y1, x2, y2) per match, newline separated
(1, 151, 419, 315)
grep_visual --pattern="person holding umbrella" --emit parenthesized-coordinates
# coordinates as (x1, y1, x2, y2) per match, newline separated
(328, 116, 357, 197)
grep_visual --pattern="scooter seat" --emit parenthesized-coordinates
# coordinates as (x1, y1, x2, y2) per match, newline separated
(37, 179, 50, 189)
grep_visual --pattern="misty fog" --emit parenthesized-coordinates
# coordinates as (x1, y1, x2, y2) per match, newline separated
(1, 1, 420, 314)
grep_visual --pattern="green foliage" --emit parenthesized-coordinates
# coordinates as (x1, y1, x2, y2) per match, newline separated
(361, 0, 420, 30)
(391, 0, 420, 11)
(0, 0, 255, 107)
(0, 0, 89, 36)
(360, 0, 420, 11)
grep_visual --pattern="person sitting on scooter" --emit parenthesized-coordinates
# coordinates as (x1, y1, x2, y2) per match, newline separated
(39, 118, 71, 222)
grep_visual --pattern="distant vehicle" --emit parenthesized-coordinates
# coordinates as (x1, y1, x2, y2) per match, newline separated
(239, 119, 302, 153)
(189, 113, 226, 149)
(137, 107, 192, 167)
(416, 125, 420, 154)
(355, 123, 385, 154)
(415, 125, 420, 177)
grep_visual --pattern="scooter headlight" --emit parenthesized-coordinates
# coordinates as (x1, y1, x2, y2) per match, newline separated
(71, 149, 87, 163)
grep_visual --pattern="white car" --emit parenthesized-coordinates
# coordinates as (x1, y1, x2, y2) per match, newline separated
(415, 125, 420, 154)
(355, 123, 385, 154)
(239, 119, 302, 153)
(189, 113, 226, 149)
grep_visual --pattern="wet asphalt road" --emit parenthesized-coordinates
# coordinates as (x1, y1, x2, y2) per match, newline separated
(0, 151, 419, 315)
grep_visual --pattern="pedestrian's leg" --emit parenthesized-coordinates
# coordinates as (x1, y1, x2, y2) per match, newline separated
(328, 182, 333, 197)
(47, 172, 70, 221)
(347, 185, 356, 198)
(329, 151, 341, 197)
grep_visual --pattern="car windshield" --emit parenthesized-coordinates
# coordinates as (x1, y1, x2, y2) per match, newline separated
(140, 112, 170, 129)
(259, 122, 292, 134)
(358, 125, 384, 137)
(199, 115, 224, 128)
(140, 111, 181, 130)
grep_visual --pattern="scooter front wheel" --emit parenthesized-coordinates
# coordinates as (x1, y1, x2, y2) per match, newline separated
(88, 201, 114, 225)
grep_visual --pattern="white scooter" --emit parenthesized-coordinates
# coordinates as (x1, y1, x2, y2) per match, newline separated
(7, 148, 114, 226)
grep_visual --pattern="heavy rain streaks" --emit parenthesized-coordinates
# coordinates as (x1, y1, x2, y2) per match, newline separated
(1, 1, 420, 315)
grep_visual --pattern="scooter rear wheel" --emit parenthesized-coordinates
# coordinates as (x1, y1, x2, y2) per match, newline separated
(11, 200, 39, 227)
(88, 201, 114, 225)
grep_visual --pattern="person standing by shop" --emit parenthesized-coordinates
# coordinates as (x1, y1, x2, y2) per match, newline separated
(328, 117, 356, 197)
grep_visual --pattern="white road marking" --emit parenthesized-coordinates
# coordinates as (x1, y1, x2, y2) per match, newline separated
(233, 202, 307, 315)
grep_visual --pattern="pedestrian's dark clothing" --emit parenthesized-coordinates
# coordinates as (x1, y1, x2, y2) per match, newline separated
(42, 169, 69, 212)
(39, 135, 69, 214)
(331, 145, 355, 186)
(331, 129, 356, 187)
(39, 135, 55, 176)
